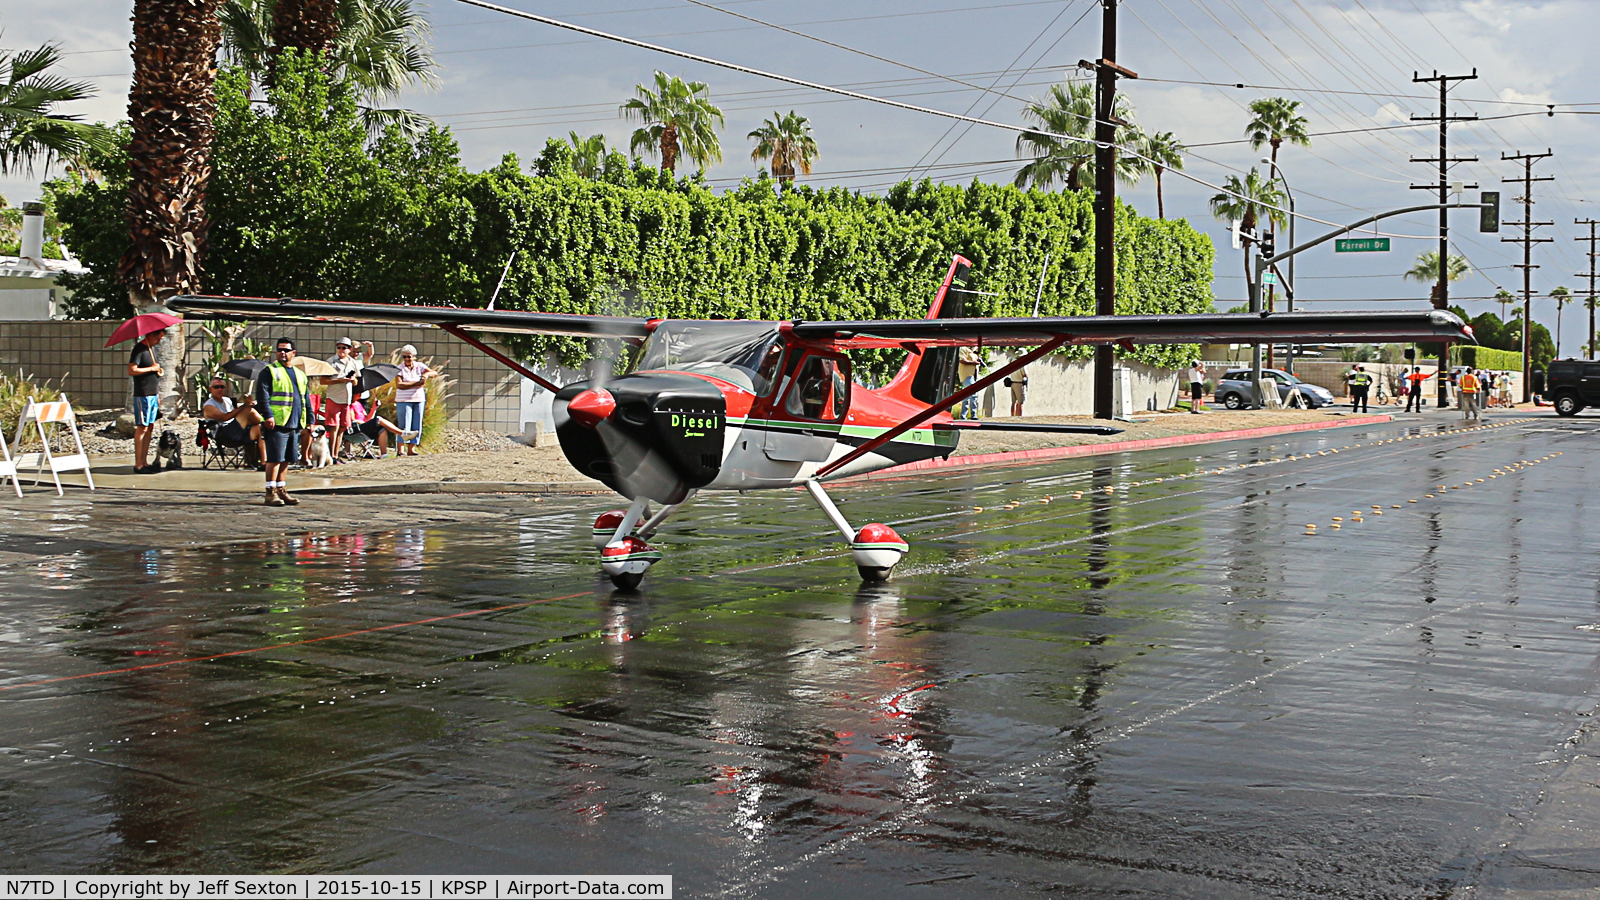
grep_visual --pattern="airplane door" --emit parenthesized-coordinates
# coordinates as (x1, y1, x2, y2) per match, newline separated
(764, 354, 850, 462)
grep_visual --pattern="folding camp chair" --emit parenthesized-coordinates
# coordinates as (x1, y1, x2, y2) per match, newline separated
(342, 425, 380, 459)
(196, 420, 252, 470)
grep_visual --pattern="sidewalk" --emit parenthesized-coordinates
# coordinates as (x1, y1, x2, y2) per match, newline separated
(19, 406, 1553, 497)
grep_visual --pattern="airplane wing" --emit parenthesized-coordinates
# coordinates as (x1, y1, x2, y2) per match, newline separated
(790, 309, 1472, 348)
(165, 295, 655, 339)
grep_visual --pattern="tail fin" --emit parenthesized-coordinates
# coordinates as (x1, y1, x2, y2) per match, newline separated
(881, 255, 972, 405)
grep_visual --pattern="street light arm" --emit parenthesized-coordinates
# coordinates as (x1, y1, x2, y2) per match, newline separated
(1259, 202, 1485, 269)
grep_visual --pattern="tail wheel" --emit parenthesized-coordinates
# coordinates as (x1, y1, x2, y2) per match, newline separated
(857, 566, 893, 583)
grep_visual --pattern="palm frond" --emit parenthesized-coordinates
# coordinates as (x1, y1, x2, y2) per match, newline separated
(359, 105, 431, 137)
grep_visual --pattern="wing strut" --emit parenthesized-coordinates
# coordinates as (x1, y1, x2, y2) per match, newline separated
(817, 336, 1069, 479)
(440, 324, 561, 393)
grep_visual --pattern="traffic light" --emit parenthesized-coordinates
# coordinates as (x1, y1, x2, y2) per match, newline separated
(1260, 231, 1275, 258)
(1480, 191, 1500, 233)
(1404, 347, 1416, 361)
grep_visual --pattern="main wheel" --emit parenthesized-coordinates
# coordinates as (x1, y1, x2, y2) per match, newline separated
(1223, 392, 1245, 410)
(609, 571, 644, 590)
(1555, 393, 1582, 417)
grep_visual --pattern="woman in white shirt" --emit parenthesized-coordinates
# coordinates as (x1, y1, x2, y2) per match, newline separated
(393, 345, 434, 456)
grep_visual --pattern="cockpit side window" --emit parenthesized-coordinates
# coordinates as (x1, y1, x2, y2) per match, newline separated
(784, 355, 849, 421)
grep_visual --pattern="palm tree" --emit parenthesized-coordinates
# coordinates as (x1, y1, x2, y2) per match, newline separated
(1403, 251, 1470, 285)
(1584, 289, 1599, 359)
(1139, 130, 1185, 219)
(221, 0, 437, 133)
(1208, 168, 1287, 283)
(621, 71, 724, 175)
(748, 111, 818, 185)
(1014, 81, 1139, 192)
(270, 0, 341, 74)
(565, 132, 610, 179)
(1494, 286, 1514, 321)
(1404, 251, 1469, 312)
(1246, 97, 1311, 166)
(122, 0, 225, 411)
(0, 43, 115, 175)
(1551, 285, 1571, 357)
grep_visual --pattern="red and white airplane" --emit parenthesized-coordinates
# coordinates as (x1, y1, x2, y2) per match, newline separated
(172, 255, 1469, 589)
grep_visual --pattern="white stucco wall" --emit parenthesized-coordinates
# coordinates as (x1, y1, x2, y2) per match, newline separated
(0, 288, 55, 320)
(981, 353, 1184, 417)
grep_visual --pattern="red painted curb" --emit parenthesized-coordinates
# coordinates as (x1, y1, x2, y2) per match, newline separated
(871, 414, 1395, 477)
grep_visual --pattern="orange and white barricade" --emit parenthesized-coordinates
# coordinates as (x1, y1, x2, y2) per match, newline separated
(12, 397, 94, 495)
(0, 420, 18, 497)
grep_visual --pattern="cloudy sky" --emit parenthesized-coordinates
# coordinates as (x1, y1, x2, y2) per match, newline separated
(13, 1, 1600, 348)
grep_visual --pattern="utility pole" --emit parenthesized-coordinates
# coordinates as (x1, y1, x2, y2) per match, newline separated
(1089, 0, 1135, 420)
(1410, 69, 1476, 407)
(1501, 150, 1554, 401)
(1576, 218, 1599, 359)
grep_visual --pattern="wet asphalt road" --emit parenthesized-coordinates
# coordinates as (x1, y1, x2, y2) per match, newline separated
(2, 412, 1598, 898)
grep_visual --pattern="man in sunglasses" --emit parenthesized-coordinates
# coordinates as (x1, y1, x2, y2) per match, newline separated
(254, 337, 312, 506)
(201, 377, 266, 466)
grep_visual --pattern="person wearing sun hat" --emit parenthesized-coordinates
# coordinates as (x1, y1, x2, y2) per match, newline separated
(322, 336, 373, 462)
(393, 344, 435, 456)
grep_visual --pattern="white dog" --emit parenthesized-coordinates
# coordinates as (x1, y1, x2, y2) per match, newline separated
(305, 426, 333, 469)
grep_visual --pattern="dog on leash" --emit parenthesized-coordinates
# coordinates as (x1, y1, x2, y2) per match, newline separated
(305, 425, 333, 469)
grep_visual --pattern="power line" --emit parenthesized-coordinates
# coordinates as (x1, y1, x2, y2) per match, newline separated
(446, 0, 1464, 239)
(904, 1, 1091, 180)
(436, 2, 1081, 56)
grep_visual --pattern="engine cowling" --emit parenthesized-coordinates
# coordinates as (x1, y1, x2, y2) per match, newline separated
(555, 373, 726, 504)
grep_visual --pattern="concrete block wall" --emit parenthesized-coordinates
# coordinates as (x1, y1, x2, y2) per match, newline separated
(0, 320, 134, 409)
(0, 319, 531, 432)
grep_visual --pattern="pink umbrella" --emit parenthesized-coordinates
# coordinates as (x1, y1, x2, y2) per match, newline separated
(104, 312, 182, 348)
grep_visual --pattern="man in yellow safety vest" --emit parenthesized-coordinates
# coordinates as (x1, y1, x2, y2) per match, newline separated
(1458, 367, 1481, 423)
(254, 337, 312, 507)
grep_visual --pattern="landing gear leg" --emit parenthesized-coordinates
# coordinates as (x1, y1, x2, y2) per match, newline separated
(593, 493, 691, 590)
(805, 479, 909, 583)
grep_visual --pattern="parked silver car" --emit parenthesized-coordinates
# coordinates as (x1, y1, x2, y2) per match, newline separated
(1213, 368, 1336, 409)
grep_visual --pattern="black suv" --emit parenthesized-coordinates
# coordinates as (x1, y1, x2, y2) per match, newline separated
(1535, 360, 1600, 416)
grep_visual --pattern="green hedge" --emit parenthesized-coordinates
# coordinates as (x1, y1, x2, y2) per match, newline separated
(1453, 345, 1523, 372)
(52, 59, 1216, 382)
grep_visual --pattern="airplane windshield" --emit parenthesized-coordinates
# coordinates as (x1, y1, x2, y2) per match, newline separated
(634, 322, 785, 395)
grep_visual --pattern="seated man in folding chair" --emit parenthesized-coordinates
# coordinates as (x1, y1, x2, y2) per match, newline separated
(201, 376, 265, 468)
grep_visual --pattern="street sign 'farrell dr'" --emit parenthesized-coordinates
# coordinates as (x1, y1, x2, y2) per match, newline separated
(1335, 237, 1391, 253)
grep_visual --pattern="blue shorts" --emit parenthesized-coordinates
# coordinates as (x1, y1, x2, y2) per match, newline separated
(262, 427, 300, 464)
(134, 395, 159, 427)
